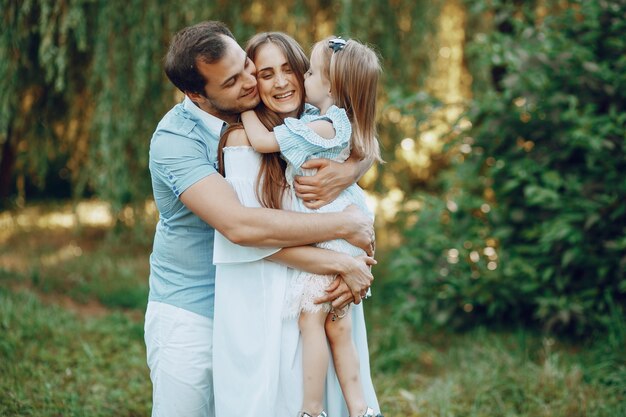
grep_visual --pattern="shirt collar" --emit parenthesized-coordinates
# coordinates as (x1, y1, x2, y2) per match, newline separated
(183, 96, 226, 138)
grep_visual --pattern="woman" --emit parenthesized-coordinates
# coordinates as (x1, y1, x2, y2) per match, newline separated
(212, 33, 380, 417)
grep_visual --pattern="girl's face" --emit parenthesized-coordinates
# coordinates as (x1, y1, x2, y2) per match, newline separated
(254, 43, 302, 117)
(304, 47, 332, 110)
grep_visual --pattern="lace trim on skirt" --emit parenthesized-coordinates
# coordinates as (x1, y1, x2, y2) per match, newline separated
(283, 272, 335, 319)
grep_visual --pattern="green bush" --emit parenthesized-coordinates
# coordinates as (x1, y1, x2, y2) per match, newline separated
(386, 0, 626, 335)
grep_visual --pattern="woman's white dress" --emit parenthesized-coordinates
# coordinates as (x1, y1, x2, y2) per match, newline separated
(212, 146, 380, 417)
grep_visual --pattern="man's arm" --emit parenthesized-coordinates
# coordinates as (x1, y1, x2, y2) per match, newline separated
(293, 153, 373, 209)
(268, 246, 376, 304)
(180, 173, 374, 253)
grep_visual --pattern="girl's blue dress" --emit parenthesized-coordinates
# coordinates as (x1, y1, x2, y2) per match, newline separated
(274, 105, 373, 317)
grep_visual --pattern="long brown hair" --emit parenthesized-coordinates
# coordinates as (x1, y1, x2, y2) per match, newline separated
(313, 37, 383, 163)
(218, 32, 309, 209)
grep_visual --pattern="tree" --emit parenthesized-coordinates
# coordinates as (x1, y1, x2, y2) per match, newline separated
(0, 0, 442, 214)
(385, 0, 626, 335)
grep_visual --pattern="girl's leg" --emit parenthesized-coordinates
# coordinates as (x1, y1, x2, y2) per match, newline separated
(325, 310, 368, 416)
(299, 310, 331, 416)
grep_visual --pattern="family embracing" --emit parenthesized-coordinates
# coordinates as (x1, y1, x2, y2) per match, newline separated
(145, 21, 384, 417)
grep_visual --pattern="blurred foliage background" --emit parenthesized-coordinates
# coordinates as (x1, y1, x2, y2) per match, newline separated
(383, 0, 626, 337)
(1, 0, 626, 415)
(0, 0, 626, 364)
(2, 0, 624, 335)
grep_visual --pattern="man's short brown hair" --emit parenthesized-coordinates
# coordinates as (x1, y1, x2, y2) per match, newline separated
(164, 21, 235, 94)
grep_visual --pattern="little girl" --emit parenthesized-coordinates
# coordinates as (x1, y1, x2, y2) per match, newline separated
(241, 37, 383, 417)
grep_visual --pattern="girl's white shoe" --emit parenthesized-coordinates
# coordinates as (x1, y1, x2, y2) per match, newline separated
(298, 411, 327, 417)
(357, 407, 382, 417)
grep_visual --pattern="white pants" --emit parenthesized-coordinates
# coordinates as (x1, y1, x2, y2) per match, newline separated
(144, 301, 214, 417)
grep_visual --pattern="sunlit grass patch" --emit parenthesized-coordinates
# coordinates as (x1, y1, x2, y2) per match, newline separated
(0, 225, 150, 310)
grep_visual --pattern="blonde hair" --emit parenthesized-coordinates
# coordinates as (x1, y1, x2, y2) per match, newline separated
(312, 37, 383, 163)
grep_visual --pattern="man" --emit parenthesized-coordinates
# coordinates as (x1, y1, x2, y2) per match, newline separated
(145, 21, 375, 417)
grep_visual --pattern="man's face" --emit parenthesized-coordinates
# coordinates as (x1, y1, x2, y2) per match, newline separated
(191, 35, 260, 123)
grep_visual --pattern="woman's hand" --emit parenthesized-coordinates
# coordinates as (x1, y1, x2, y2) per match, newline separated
(340, 255, 376, 304)
(315, 255, 376, 307)
(294, 158, 358, 209)
(316, 278, 353, 310)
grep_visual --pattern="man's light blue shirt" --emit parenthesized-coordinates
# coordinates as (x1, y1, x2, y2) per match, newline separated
(148, 97, 225, 318)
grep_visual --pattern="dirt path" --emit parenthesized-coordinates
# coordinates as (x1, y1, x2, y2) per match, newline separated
(6, 282, 144, 321)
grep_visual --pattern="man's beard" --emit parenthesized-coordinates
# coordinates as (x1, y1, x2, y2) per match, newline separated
(206, 94, 259, 119)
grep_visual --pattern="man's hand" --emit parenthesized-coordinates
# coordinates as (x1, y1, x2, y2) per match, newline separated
(342, 205, 375, 256)
(294, 159, 357, 209)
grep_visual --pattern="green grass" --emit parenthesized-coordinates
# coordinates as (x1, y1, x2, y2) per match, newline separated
(0, 225, 150, 310)
(0, 212, 624, 416)
(369, 320, 626, 416)
(0, 287, 150, 417)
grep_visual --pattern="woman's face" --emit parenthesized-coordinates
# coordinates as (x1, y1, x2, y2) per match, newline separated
(253, 43, 302, 117)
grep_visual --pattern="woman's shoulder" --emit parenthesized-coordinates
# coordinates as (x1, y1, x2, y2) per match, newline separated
(223, 125, 251, 147)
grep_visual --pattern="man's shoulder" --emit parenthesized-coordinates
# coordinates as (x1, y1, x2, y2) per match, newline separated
(150, 109, 200, 165)
(150, 103, 210, 156)
(155, 103, 199, 137)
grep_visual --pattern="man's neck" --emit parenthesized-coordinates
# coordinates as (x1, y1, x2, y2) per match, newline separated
(195, 101, 238, 125)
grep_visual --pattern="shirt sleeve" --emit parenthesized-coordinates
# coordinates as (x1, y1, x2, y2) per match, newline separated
(273, 108, 351, 171)
(150, 129, 218, 200)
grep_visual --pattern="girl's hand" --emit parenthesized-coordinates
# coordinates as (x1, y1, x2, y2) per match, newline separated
(294, 158, 358, 209)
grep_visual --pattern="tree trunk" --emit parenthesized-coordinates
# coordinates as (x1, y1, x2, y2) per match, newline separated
(0, 125, 16, 206)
